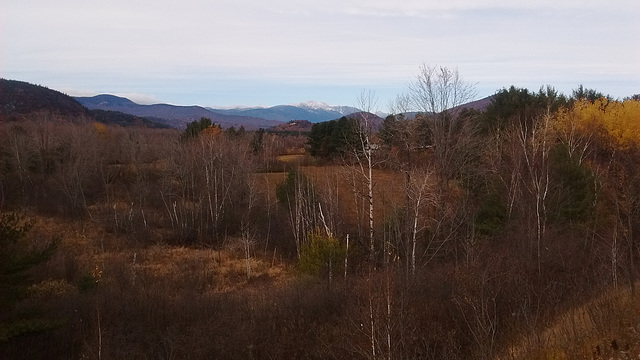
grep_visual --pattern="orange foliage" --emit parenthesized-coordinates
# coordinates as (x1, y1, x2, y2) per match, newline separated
(201, 125, 223, 138)
(93, 122, 108, 136)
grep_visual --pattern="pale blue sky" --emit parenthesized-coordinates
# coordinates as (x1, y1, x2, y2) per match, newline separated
(3, 0, 639, 110)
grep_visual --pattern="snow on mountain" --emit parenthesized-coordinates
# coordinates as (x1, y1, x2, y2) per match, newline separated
(210, 101, 361, 123)
(294, 100, 334, 110)
(294, 101, 360, 116)
(77, 94, 364, 125)
(75, 95, 283, 129)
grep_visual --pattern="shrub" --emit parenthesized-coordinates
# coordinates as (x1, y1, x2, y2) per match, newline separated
(298, 231, 347, 278)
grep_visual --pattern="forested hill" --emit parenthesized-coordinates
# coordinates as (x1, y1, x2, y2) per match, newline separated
(0, 79, 172, 128)
(0, 79, 90, 120)
(89, 109, 174, 129)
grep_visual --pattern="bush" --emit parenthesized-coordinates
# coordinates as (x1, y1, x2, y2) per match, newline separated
(298, 231, 347, 278)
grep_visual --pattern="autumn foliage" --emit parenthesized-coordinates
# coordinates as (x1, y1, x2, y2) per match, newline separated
(1, 84, 640, 359)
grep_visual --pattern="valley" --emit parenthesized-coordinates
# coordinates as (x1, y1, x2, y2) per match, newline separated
(1, 77, 640, 359)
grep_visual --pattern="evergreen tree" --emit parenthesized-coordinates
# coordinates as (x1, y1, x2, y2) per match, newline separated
(0, 212, 59, 342)
(307, 117, 359, 158)
(182, 117, 218, 140)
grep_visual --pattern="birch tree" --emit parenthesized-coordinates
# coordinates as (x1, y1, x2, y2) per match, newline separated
(405, 167, 435, 275)
(352, 90, 378, 267)
(276, 169, 319, 259)
(517, 110, 553, 274)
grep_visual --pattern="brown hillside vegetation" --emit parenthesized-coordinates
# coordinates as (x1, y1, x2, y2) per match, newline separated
(2, 83, 640, 359)
(503, 284, 640, 359)
(270, 119, 314, 133)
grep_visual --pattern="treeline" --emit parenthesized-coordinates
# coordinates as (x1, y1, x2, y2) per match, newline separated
(1, 67, 640, 359)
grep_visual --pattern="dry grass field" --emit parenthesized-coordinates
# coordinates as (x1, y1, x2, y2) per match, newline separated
(502, 285, 640, 359)
(254, 165, 406, 225)
(31, 214, 291, 295)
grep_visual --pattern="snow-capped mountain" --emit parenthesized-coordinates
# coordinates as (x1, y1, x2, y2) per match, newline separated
(75, 94, 283, 129)
(211, 101, 361, 123)
(75, 94, 364, 127)
(293, 101, 360, 116)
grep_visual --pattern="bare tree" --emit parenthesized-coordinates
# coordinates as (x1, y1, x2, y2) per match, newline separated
(353, 90, 379, 267)
(4, 122, 34, 199)
(405, 167, 435, 276)
(405, 65, 479, 264)
(485, 128, 524, 219)
(242, 171, 259, 279)
(283, 169, 319, 259)
(408, 64, 477, 181)
(519, 111, 552, 274)
(163, 131, 254, 244)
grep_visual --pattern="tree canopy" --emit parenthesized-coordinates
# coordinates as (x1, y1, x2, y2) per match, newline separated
(306, 116, 359, 158)
(181, 117, 221, 140)
(480, 85, 568, 133)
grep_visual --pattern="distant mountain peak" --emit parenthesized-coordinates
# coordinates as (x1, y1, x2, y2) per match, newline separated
(77, 94, 136, 107)
(292, 101, 360, 116)
(294, 100, 332, 109)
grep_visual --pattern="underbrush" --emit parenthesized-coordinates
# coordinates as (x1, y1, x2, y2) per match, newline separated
(502, 285, 640, 360)
(2, 212, 639, 360)
(0, 214, 304, 359)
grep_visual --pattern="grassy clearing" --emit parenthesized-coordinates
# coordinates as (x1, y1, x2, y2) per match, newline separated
(29, 214, 291, 297)
(276, 154, 308, 163)
(255, 165, 406, 224)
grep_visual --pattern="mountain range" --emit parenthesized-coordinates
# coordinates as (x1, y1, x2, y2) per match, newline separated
(211, 101, 360, 123)
(75, 95, 363, 129)
(2, 78, 493, 130)
(75, 94, 493, 130)
(0, 79, 172, 128)
(74, 94, 282, 129)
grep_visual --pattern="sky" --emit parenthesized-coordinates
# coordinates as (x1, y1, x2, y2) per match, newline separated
(2, 0, 639, 110)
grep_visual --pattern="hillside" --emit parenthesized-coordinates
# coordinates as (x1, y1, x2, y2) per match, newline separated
(0, 78, 90, 120)
(89, 109, 173, 129)
(269, 119, 314, 133)
(346, 111, 385, 129)
(0, 79, 171, 128)
(453, 95, 493, 111)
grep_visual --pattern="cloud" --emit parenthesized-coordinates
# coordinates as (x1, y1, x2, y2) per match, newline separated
(115, 93, 163, 105)
(3, 0, 639, 106)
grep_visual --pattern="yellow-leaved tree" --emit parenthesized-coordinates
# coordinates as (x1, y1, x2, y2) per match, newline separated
(557, 98, 640, 150)
(555, 97, 640, 289)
